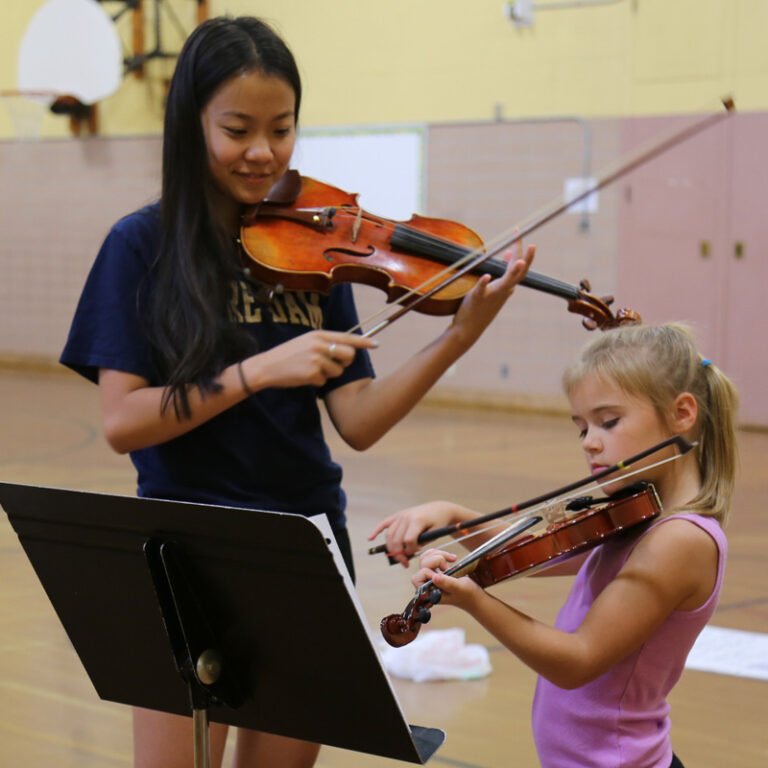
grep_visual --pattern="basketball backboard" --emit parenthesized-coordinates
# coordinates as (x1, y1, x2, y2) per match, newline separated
(3, 0, 123, 136)
(18, 0, 122, 105)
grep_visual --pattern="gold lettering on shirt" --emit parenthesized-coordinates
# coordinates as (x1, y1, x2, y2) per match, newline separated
(241, 281, 262, 323)
(228, 281, 244, 323)
(269, 297, 288, 323)
(228, 280, 325, 328)
(283, 293, 309, 326)
(299, 291, 323, 329)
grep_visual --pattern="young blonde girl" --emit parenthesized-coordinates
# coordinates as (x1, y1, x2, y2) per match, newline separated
(371, 323, 738, 768)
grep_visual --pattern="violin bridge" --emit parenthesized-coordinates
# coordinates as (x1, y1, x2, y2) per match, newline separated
(351, 205, 363, 243)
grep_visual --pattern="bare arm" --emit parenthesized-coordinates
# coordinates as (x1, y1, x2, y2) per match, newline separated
(100, 244, 532, 455)
(324, 245, 535, 451)
(413, 519, 718, 689)
(99, 329, 377, 453)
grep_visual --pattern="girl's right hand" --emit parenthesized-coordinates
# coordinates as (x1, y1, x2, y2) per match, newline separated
(368, 501, 478, 568)
(241, 330, 377, 390)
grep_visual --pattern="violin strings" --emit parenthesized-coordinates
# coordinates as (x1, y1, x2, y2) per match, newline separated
(447, 451, 682, 548)
(334, 208, 575, 335)
(413, 448, 693, 558)
(416, 514, 542, 596)
(334, 209, 491, 335)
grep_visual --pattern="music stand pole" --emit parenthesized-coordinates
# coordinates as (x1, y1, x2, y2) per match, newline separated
(144, 537, 244, 767)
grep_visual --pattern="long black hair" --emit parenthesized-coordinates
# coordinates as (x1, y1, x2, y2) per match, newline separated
(146, 17, 302, 417)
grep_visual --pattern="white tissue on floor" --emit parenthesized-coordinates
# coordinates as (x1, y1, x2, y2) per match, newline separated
(378, 628, 492, 682)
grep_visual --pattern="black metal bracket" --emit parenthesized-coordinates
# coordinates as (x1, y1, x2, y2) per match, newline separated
(142, 537, 243, 712)
(96, 0, 207, 75)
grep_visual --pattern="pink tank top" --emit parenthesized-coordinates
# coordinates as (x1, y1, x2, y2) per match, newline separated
(531, 513, 727, 768)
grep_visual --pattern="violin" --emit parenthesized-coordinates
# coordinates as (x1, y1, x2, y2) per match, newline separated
(238, 100, 734, 334)
(369, 434, 692, 558)
(380, 482, 662, 648)
(240, 171, 639, 330)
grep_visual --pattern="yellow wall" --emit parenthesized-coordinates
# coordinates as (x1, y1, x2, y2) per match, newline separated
(2, 0, 767, 139)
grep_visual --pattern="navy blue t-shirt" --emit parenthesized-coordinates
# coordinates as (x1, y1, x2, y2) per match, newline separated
(60, 203, 374, 530)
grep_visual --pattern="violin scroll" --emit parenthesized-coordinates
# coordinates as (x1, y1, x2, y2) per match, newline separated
(573, 280, 641, 331)
(380, 586, 443, 647)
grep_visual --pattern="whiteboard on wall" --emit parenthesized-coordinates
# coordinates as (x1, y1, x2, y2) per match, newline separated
(291, 126, 425, 221)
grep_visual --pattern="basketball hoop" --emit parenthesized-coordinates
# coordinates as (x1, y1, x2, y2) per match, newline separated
(0, 90, 57, 140)
(1, 90, 99, 139)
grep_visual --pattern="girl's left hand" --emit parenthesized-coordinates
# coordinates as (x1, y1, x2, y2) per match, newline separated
(411, 548, 483, 611)
(448, 239, 535, 350)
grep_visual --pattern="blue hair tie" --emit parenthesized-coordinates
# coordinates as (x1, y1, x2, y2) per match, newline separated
(701, 358, 712, 368)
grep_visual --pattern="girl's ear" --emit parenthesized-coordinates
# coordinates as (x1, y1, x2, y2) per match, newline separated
(670, 392, 698, 434)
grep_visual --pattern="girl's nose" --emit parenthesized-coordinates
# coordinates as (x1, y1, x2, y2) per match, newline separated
(582, 428, 602, 454)
(244, 136, 273, 162)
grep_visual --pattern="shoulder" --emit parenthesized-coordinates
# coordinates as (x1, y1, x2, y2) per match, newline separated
(108, 203, 161, 248)
(626, 515, 721, 611)
(92, 203, 161, 277)
(636, 516, 719, 559)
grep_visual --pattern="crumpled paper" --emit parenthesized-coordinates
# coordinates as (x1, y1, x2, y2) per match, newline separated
(378, 628, 492, 682)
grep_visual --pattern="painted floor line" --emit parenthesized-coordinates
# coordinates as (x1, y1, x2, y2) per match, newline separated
(685, 625, 768, 681)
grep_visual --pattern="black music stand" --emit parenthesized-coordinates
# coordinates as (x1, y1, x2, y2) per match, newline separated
(0, 482, 444, 766)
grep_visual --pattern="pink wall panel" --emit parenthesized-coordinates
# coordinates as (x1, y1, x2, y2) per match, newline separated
(616, 112, 767, 426)
(616, 113, 730, 354)
(1, 113, 765, 424)
(722, 116, 768, 426)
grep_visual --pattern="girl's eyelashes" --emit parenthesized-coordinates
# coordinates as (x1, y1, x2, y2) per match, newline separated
(221, 126, 292, 138)
(575, 416, 618, 439)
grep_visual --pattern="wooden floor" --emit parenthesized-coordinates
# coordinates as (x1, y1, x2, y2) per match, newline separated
(0, 367, 766, 768)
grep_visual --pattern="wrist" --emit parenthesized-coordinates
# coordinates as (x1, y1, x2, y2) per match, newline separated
(237, 360, 254, 397)
(463, 580, 489, 617)
(443, 320, 478, 358)
(447, 502, 480, 525)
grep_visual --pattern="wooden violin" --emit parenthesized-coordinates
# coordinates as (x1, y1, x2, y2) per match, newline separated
(240, 171, 637, 329)
(239, 98, 733, 335)
(380, 482, 662, 648)
(369, 434, 693, 559)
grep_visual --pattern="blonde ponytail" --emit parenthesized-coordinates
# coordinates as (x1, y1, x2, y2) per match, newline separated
(563, 324, 738, 523)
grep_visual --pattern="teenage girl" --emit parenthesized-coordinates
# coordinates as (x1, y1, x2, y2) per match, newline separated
(60, 15, 534, 768)
(371, 323, 738, 768)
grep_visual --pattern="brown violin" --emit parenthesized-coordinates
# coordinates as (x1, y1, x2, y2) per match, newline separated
(369, 434, 692, 559)
(240, 171, 638, 329)
(380, 482, 662, 648)
(239, 99, 734, 334)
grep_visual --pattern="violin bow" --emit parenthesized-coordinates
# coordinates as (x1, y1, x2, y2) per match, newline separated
(354, 97, 735, 337)
(442, 450, 689, 555)
(369, 434, 695, 558)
